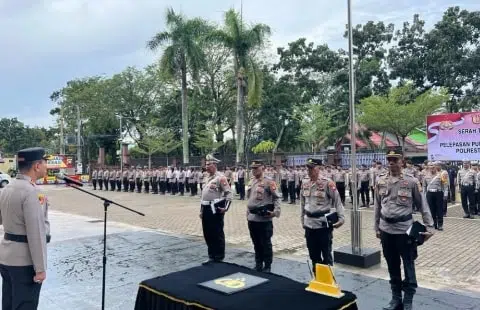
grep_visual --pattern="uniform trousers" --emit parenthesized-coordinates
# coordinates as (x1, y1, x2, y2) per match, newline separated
(135, 178, 142, 193)
(98, 179, 103, 190)
(201, 206, 225, 261)
(110, 180, 115, 191)
(359, 181, 370, 206)
(0, 264, 42, 310)
(92, 179, 97, 190)
(159, 180, 166, 194)
(336, 182, 346, 204)
(281, 180, 288, 201)
(190, 183, 197, 196)
(178, 182, 185, 195)
(448, 180, 456, 202)
(151, 178, 158, 194)
(248, 221, 273, 267)
(116, 179, 121, 191)
(474, 190, 480, 215)
(143, 180, 149, 193)
(103, 179, 109, 190)
(238, 178, 245, 200)
(460, 185, 475, 216)
(426, 191, 444, 228)
(234, 181, 239, 195)
(288, 181, 296, 203)
(122, 177, 129, 192)
(129, 180, 135, 192)
(305, 226, 333, 269)
(170, 182, 177, 195)
(380, 230, 418, 295)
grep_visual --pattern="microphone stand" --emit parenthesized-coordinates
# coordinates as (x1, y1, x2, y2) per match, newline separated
(65, 183, 145, 310)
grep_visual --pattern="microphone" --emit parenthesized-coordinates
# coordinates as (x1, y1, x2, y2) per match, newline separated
(55, 173, 84, 187)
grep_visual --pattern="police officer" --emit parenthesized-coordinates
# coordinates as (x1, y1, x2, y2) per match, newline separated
(200, 154, 232, 263)
(423, 162, 448, 231)
(333, 166, 346, 204)
(457, 161, 476, 218)
(98, 167, 104, 190)
(0, 147, 50, 310)
(122, 167, 129, 192)
(375, 150, 434, 310)
(91, 168, 98, 190)
(109, 169, 116, 191)
(246, 160, 281, 272)
(301, 158, 344, 271)
(357, 164, 371, 208)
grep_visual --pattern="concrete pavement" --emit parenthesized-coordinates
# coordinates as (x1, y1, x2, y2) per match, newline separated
(1, 210, 479, 309)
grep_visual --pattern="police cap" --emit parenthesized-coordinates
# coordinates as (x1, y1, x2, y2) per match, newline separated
(306, 158, 323, 168)
(250, 159, 264, 168)
(17, 147, 48, 163)
(386, 149, 403, 159)
(205, 154, 221, 165)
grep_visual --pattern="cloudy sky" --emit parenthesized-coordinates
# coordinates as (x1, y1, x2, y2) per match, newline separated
(0, 0, 476, 128)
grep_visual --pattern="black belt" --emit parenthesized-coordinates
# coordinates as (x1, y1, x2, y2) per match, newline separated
(380, 214, 413, 224)
(305, 210, 329, 218)
(4, 233, 51, 244)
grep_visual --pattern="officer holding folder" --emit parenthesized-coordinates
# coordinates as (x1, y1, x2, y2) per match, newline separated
(300, 158, 344, 272)
(0, 147, 50, 310)
(375, 149, 434, 310)
(246, 160, 281, 273)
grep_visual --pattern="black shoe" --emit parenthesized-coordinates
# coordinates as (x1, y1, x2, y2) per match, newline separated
(253, 264, 263, 272)
(382, 298, 403, 310)
(202, 259, 214, 265)
(437, 225, 444, 231)
(262, 265, 271, 273)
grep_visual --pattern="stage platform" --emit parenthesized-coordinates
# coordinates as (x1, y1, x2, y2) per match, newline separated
(134, 262, 358, 310)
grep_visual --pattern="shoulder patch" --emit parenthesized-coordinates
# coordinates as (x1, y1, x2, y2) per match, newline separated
(219, 176, 228, 187)
(328, 181, 336, 191)
(38, 193, 46, 205)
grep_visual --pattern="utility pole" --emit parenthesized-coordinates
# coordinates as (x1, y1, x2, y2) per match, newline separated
(76, 105, 82, 174)
(60, 104, 65, 155)
(119, 116, 123, 172)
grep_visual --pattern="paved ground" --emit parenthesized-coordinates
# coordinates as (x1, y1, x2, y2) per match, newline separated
(43, 184, 480, 297)
(1, 211, 479, 309)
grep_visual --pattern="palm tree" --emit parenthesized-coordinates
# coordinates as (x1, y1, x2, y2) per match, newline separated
(209, 9, 271, 164)
(147, 8, 209, 164)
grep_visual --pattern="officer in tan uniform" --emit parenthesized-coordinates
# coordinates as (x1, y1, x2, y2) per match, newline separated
(91, 168, 98, 190)
(109, 169, 115, 191)
(423, 162, 448, 230)
(0, 147, 50, 310)
(375, 150, 434, 310)
(115, 169, 122, 192)
(200, 154, 233, 263)
(122, 167, 129, 192)
(301, 158, 344, 271)
(457, 161, 476, 218)
(246, 160, 281, 272)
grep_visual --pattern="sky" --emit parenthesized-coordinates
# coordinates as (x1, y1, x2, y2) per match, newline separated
(0, 0, 477, 128)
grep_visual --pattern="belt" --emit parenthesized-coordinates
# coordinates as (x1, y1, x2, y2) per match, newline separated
(305, 210, 329, 218)
(380, 214, 413, 224)
(201, 200, 213, 206)
(427, 189, 440, 192)
(462, 184, 473, 187)
(4, 233, 51, 244)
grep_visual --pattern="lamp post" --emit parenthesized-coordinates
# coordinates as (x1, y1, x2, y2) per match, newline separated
(333, 0, 381, 268)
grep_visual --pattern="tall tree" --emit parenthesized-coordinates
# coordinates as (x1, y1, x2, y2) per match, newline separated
(147, 7, 210, 164)
(209, 9, 271, 164)
(359, 84, 449, 153)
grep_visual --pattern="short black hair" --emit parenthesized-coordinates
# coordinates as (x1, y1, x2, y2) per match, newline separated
(18, 160, 41, 173)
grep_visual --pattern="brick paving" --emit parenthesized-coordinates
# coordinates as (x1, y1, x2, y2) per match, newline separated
(44, 185, 480, 294)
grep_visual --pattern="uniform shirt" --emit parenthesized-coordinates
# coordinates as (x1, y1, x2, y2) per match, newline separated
(422, 171, 448, 196)
(0, 174, 49, 272)
(98, 170, 104, 180)
(458, 168, 476, 186)
(334, 170, 346, 183)
(375, 172, 434, 234)
(200, 172, 233, 214)
(287, 170, 295, 182)
(128, 170, 135, 180)
(115, 170, 121, 179)
(143, 170, 150, 181)
(300, 176, 345, 229)
(280, 169, 288, 180)
(92, 170, 98, 179)
(109, 171, 115, 179)
(135, 170, 142, 179)
(224, 170, 232, 181)
(159, 169, 166, 181)
(246, 177, 281, 222)
(122, 170, 128, 178)
(357, 170, 370, 185)
(178, 171, 185, 183)
(104, 171, 110, 180)
(237, 169, 245, 179)
(403, 167, 417, 178)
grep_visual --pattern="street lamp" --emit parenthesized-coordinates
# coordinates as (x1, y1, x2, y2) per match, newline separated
(333, 0, 381, 268)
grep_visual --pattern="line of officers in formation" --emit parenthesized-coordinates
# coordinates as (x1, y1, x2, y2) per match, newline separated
(195, 150, 435, 310)
(3, 146, 472, 310)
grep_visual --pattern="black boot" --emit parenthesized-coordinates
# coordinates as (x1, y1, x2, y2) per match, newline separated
(253, 262, 263, 272)
(383, 286, 403, 310)
(403, 291, 414, 310)
(262, 264, 271, 273)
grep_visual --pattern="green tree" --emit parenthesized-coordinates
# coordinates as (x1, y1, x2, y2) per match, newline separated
(251, 140, 275, 154)
(147, 7, 210, 164)
(209, 9, 271, 164)
(359, 84, 449, 153)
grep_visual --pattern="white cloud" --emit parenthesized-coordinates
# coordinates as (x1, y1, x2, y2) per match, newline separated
(0, 0, 478, 127)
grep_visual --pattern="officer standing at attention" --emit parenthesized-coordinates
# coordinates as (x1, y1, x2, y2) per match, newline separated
(246, 160, 281, 272)
(91, 168, 98, 190)
(457, 160, 476, 218)
(0, 147, 50, 310)
(200, 154, 232, 263)
(301, 158, 344, 271)
(375, 150, 434, 310)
